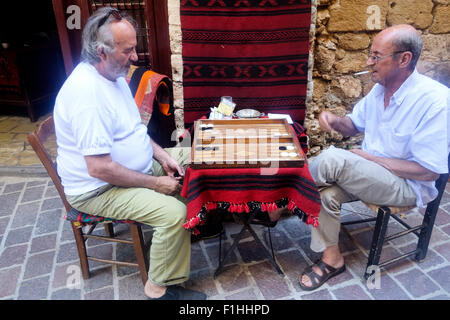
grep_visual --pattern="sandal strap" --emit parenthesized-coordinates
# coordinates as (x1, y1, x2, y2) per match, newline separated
(315, 259, 338, 274)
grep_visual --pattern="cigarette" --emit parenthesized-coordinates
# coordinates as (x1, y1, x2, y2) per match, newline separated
(354, 70, 371, 76)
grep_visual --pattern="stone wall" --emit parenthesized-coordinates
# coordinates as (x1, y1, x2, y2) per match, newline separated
(167, 0, 184, 136)
(306, 0, 450, 155)
(166, 0, 450, 152)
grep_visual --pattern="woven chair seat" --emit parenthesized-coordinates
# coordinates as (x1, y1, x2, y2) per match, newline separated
(362, 202, 416, 215)
(65, 208, 141, 227)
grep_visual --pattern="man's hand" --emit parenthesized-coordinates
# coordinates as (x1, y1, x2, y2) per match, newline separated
(154, 176, 182, 195)
(318, 111, 359, 137)
(318, 111, 337, 132)
(160, 157, 185, 182)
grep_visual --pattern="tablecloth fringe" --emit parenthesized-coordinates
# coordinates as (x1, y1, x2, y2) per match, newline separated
(182, 198, 319, 234)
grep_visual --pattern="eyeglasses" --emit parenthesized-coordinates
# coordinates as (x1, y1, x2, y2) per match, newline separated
(367, 51, 406, 64)
(98, 9, 122, 28)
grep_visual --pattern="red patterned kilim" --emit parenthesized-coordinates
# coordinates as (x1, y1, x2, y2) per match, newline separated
(180, 0, 312, 126)
(181, 165, 321, 235)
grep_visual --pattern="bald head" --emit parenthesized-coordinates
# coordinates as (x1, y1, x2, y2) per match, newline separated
(374, 24, 423, 70)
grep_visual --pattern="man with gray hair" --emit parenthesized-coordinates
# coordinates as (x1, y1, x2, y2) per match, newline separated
(298, 24, 449, 290)
(53, 7, 206, 300)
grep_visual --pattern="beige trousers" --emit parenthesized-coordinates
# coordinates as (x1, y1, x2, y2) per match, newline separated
(309, 146, 416, 252)
(67, 147, 191, 287)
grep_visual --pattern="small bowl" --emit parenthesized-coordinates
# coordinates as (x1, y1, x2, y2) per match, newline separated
(234, 109, 264, 118)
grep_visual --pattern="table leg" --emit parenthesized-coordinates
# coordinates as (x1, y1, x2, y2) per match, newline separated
(214, 210, 284, 278)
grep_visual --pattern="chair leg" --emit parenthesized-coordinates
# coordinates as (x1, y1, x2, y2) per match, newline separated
(71, 222, 90, 279)
(364, 206, 391, 279)
(104, 222, 115, 238)
(130, 224, 149, 285)
(415, 207, 438, 261)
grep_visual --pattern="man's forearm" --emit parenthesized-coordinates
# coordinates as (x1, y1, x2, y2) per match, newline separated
(373, 157, 439, 181)
(86, 155, 158, 189)
(353, 150, 440, 181)
(150, 138, 170, 164)
(332, 116, 359, 137)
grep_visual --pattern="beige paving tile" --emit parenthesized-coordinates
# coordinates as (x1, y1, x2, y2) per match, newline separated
(17, 150, 41, 166)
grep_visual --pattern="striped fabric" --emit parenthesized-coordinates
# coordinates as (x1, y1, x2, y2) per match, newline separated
(180, 0, 312, 126)
(181, 165, 321, 234)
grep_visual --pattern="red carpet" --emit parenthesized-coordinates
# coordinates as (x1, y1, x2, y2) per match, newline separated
(180, 0, 312, 125)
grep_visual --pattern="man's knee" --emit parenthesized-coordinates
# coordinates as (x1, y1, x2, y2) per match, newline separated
(164, 199, 187, 226)
(320, 187, 344, 215)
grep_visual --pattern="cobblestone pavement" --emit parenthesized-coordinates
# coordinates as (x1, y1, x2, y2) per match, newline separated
(1, 174, 449, 300)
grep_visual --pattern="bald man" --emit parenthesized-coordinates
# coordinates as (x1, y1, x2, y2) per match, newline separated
(53, 8, 206, 300)
(298, 25, 449, 291)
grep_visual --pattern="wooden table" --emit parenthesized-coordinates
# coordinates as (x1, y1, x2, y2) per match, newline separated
(182, 118, 321, 277)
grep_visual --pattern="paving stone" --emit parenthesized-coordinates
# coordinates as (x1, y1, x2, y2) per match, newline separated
(60, 221, 76, 242)
(190, 242, 210, 271)
(262, 227, 294, 251)
(276, 249, 308, 293)
(35, 209, 62, 235)
(216, 264, 250, 292)
(84, 287, 115, 300)
(398, 244, 444, 270)
(21, 186, 45, 204)
(83, 266, 114, 293)
(11, 202, 40, 228)
(30, 233, 57, 254)
(27, 180, 47, 187)
(0, 266, 22, 298)
(367, 273, 410, 300)
(0, 192, 20, 217)
(248, 261, 291, 300)
(5, 226, 33, 246)
(0, 244, 28, 268)
(296, 237, 322, 262)
(52, 262, 82, 289)
(56, 242, 80, 264)
(205, 241, 238, 269)
(50, 288, 82, 300)
(300, 288, 334, 300)
(0, 216, 10, 236)
(44, 185, 59, 198)
(442, 224, 450, 237)
(278, 215, 311, 239)
(225, 288, 259, 300)
(18, 275, 50, 300)
(118, 274, 148, 300)
(434, 208, 450, 226)
(23, 251, 56, 280)
(186, 269, 219, 298)
(238, 238, 272, 263)
(395, 268, 440, 298)
(427, 265, 450, 292)
(41, 197, 64, 211)
(3, 182, 25, 194)
(434, 242, 450, 262)
(332, 284, 372, 300)
(87, 243, 113, 269)
(427, 294, 450, 300)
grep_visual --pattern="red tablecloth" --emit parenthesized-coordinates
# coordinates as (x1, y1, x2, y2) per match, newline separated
(181, 162, 321, 235)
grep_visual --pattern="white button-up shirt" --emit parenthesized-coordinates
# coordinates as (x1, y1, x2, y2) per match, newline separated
(348, 69, 449, 207)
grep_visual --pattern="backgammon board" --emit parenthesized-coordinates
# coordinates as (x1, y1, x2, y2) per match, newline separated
(190, 118, 305, 169)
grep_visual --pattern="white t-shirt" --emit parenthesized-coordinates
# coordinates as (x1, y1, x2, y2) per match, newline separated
(347, 69, 449, 207)
(53, 62, 153, 196)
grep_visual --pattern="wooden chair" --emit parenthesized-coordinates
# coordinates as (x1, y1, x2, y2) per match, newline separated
(27, 115, 149, 285)
(342, 154, 449, 279)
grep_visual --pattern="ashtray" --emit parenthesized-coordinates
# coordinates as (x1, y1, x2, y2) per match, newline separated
(234, 109, 265, 118)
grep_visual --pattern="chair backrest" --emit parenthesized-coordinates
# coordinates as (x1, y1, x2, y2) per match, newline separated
(27, 115, 71, 212)
(425, 154, 450, 214)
